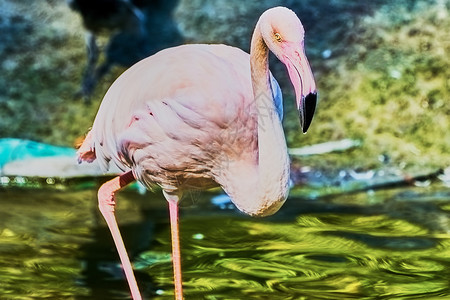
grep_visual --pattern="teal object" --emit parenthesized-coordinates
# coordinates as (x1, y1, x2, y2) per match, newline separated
(0, 138, 76, 168)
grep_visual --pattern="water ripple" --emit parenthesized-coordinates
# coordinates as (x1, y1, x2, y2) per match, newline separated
(2, 187, 450, 299)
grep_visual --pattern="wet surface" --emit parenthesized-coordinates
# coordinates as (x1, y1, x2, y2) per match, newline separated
(0, 178, 450, 299)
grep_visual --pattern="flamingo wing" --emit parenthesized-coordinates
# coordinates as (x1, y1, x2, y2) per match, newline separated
(85, 44, 260, 190)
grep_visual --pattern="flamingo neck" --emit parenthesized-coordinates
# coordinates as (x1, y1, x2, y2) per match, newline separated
(215, 23, 290, 217)
(250, 27, 271, 97)
(232, 23, 290, 216)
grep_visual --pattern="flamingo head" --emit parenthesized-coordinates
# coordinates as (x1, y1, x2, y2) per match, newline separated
(259, 7, 318, 133)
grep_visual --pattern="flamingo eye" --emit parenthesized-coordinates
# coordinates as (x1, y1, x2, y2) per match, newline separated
(274, 32, 283, 42)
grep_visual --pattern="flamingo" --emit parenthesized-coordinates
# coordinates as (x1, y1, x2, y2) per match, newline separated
(77, 6, 317, 300)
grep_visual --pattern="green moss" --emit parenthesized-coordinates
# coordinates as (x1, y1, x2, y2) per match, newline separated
(286, 0, 450, 171)
(1, 0, 449, 172)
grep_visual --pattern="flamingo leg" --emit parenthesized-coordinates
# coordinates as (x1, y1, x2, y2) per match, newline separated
(163, 191, 184, 300)
(98, 170, 142, 300)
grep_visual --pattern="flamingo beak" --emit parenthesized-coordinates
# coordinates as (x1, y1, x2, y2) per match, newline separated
(283, 44, 317, 133)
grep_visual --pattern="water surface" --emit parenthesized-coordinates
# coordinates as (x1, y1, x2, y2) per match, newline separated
(1, 180, 450, 299)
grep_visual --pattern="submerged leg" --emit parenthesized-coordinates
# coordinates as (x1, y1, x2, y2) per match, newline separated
(98, 170, 141, 300)
(163, 191, 184, 300)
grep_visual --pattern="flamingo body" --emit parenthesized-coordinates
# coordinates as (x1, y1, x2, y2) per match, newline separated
(78, 6, 317, 299)
(84, 44, 286, 215)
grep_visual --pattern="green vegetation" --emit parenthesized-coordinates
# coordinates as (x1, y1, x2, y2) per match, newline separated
(286, 0, 450, 170)
(0, 0, 448, 171)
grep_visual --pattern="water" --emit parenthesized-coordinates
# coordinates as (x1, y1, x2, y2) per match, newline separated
(1, 180, 450, 299)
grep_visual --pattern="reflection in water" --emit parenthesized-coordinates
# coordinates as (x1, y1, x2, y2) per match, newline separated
(0, 184, 450, 299)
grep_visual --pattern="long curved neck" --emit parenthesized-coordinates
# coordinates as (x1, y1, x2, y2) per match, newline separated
(250, 26, 271, 99)
(245, 23, 290, 215)
(217, 23, 290, 217)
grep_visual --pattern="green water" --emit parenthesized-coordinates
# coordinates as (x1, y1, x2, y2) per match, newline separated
(0, 182, 450, 299)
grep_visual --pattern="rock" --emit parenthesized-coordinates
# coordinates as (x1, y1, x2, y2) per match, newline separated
(0, 138, 121, 178)
(2, 156, 121, 178)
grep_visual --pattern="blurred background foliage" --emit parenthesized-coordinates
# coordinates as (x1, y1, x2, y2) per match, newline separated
(0, 0, 448, 171)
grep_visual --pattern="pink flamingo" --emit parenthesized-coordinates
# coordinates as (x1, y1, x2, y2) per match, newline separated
(77, 6, 317, 300)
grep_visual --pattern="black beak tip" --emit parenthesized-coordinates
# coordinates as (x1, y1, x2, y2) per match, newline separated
(301, 92, 317, 133)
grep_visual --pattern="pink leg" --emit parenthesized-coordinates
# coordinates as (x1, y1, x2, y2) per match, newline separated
(98, 171, 142, 300)
(163, 191, 184, 300)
